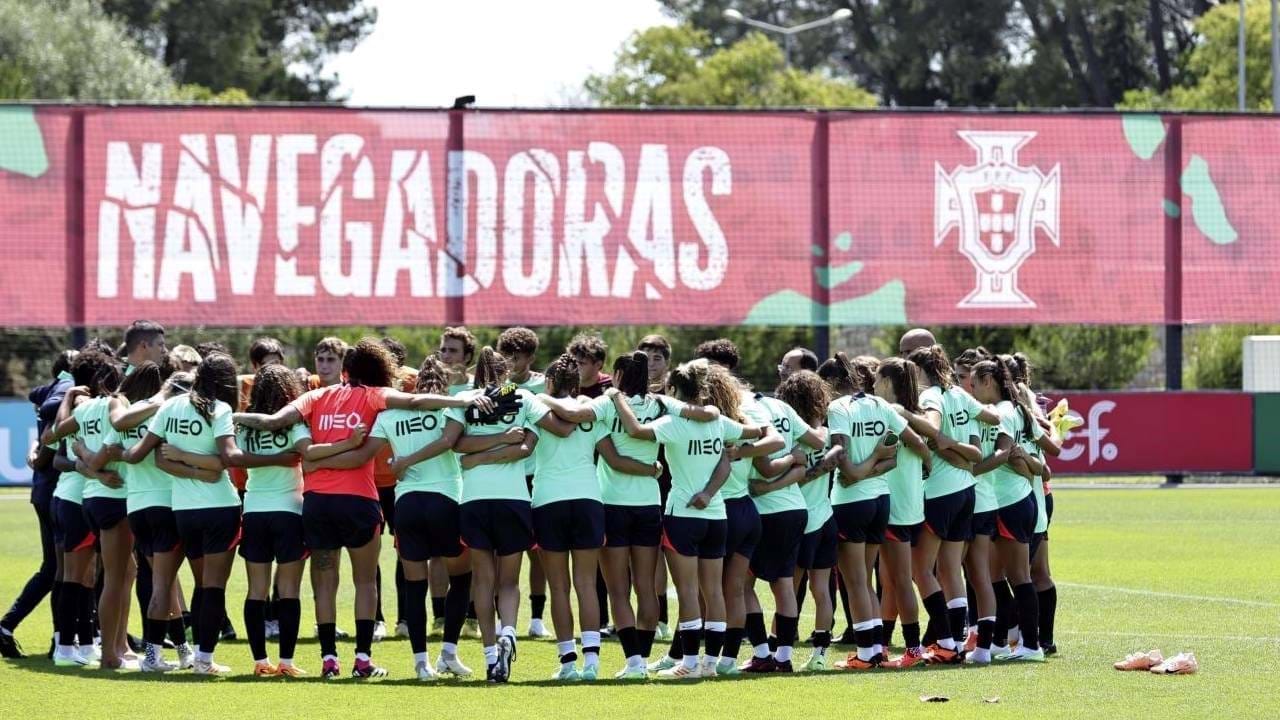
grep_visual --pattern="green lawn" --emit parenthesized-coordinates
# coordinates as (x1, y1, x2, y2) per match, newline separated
(0, 487, 1276, 719)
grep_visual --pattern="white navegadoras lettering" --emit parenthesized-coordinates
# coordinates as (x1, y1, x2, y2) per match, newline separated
(934, 131, 1061, 309)
(95, 137, 732, 303)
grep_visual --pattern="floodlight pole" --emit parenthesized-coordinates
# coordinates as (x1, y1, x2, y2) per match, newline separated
(1240, 0, 1247, 111)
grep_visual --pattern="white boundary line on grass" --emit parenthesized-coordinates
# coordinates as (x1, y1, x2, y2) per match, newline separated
(1060, 581, 1280, 608)
(1058, 629, 1280, 643)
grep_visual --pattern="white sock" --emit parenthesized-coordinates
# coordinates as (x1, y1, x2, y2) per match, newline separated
(937, 637, 957, 651)
(1007, 626, 1020, 645)
(355, 652, 370, 663)
(776, 645, 793, 662)
(678, 618, 702, 669)
(413, 651, 428, 665)
(968, 647, 991, 663)
(627, 654, 644, 669)
(753, 643, 771, 659)
(584, 651, 600, 668)
(854, 620, 876, 661)
(442, 642, 458, 657)
(195, 650, 212, 664)
(501, 625, 517, 640)
(280, 658, 294, 667)
(814, 646, 827, 657)
(483, 645, 497, 664)
(556, 640, 576, 658)
(322, 653, 338, 662)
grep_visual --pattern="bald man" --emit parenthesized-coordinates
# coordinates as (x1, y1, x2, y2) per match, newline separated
(898, 328, 937, 355)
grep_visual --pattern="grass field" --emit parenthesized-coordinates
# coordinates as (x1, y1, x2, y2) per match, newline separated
(0, 487, 1276, 719)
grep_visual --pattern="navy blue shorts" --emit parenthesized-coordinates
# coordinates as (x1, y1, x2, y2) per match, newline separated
(395, 492, 463, 561)
(885, 522, 923, 546)
(377, 485, 396, 534)
(460, 499, 534, 556)
(797, 515, 838, 570)
(751, 510, 807, 581)
(534, 499, 605, 552)
(924, 486, 975, 543)
(303, 493, 382, 551)
(724, 496, 761, 559)
(996, 493, 1037, 545)
(82, 497, 128, 533)
(833, 495, 890, 545)
(1030, 531, 1046, 560)
(662, 515, 727, 559)
(128, 506, 180, 556)
(1045, 492, 1055, 524)
(970, 511, 998, 541)
(174, 506, 241, 560)
(53, 497, 95, 552)
(240, 511, 307, 564)
(604, 504, 662, 548)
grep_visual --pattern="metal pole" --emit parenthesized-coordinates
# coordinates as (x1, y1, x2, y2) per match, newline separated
(784, 33, 793, 68)
(1164, 118, 1185, 486)
(1272, 0, 1279, 109)
(1241, 0, 1248, 111)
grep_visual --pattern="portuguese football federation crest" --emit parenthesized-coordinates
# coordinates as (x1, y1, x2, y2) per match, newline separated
(935, 131, 1060, 309)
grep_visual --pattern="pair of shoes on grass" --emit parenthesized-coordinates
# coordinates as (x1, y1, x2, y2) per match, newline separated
(1113, 649, 1198, 674)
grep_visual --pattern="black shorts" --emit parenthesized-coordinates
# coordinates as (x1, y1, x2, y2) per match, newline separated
(395, 492, 463, 561)
(751, 510, 807, 581)
(970, 511, 998, 541)
(128, 506, 180, 556)
(82, 497, 128, 533)
(53, 497, 95, 552)
(534, 499, 605, 552)
(885, 522, 923, 546)
(240, 511, 307, 564)
(797, 516, 838, 570)
(460, 499, 534, 556)
(174, 506, 242, 560)
(656, 447, 672, 507)
(1030, 531, 1046, 561)
(833, 495, 890, 545)
(303, 493, 383, 551)
(662, 515, 727, 559)
(377, 485, 396, 534)
(924, 486, 975, 543)
(1045, 492, 1055, 525)
(604, 504, 662, 548)
(996, 493, 1037, 545)
(724, 496, 761, 559)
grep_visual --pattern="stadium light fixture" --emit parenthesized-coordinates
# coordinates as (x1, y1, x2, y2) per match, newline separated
(721, 6, 852, 67)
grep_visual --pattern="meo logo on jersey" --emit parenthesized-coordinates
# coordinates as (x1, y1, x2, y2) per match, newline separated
(318, 412, 363, 431)
(935, 131, 1061, 309)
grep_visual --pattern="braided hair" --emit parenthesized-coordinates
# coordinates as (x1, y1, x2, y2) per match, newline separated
(190, 353, 238, 422)
(247, 364, 302, 415)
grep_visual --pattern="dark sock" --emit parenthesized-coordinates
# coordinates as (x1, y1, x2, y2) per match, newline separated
(882, 620, 896, 647)
(197, 588, 225, 654)
(404, 579, 428, 655)
(167, 617, 186, 647)
(992, 581, 1012, 646)
(466, 600, 477, 621)
(1004, 579, 1019, 629)
(902, 621, 921, 649)
(854, 627, 875, 651)
(638, 628, 656, 658)
(1012, 583, 1040, 650)
(723, 626, 745, 658)
(444, 573, 470, 645)
(265, 583, 278, 623)
(666, 631, 682, 659)
(680, 625, 701, 658)
(134, 552, 152, 631)
(189, 587, 204, 645)
(144, 616, 167, 646)
(54, 582, 77, 645)
(596, 572, 610, 627)
(947, 604, 968, 645)
(77, 584, 95, 646)
(277, 598, 301, 660)
(355, 618, 375, 657)
(768, 633, 778, 653)
(431, 595, 446, 622)
(966, 580, 978, 627)
(394, 561, 407, 625)
(617, 625, 639, 659)
(658, 595, 668, 625)
(530, 593, 546, 620)
(318, 623, 337, 658)
(244, 599, 267, 660)
(1038, 586, 1057, 646)
(774, 614, 798, 650)
(795, 574, 808, 616)
(374, 566, 385, 624)
(977, 618, 995, 650)
(745, 611, 767, 649)
(921, 591, 949, 647)
(812, 629, 832, 649)
(704, 626, 724, 658)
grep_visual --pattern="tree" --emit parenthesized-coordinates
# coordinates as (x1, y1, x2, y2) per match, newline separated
(0, 0, 175, 101)
(585, 25, 875, 107)
(101, 0, 377, 101)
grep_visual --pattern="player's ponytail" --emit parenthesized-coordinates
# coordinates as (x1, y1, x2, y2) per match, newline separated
(544, 354, 580, 398)
(117, 361, 162, 403)
(473, 346, 509, 389)
(190, 353, 238, 423)
(991, 354, 1034, 442)
(876, 357, 921, 413)
(817, 353, 856, 396)
(415, 356, 449, 395)
(907, 344, 954, 390)
(851, 355, 880, 394)
(613, 351, 650, 396)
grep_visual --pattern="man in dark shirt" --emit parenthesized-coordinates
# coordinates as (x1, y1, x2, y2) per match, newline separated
(568, 334, 612, 399)
(0, 350, 75, 658)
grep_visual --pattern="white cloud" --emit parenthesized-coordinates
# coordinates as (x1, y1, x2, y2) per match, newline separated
(326, 0, 672, 107)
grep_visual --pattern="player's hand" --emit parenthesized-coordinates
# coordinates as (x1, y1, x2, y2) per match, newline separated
(872, 440, 897, 460)
(389, 456, 410, 478)
(470, 394, 496, 414)
(502, 427, 525, 444)
(159, 443, 182, 462)
(687, 491, 711, 510)
(725, 444, 742, 462)
(99, 470, 124, 489)
(604, 387, 620, 399)
(650, 461, 663, 478)
(350, 423, 367, 445)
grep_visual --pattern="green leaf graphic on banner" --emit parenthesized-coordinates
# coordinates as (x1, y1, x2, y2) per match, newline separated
(1122, 114, 1166, 160)
(1163, 199, 1181, 218)
(1182, 155, 1237, 245)
(743, 281, 907, 325)
(834, 232, 853, 252)
(811, 244, 825, 257)
(815, 261, 864, 289)
(0, 106, 48, 178)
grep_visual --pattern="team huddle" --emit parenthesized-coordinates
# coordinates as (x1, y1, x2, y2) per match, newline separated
(0, 321, 1064, 683)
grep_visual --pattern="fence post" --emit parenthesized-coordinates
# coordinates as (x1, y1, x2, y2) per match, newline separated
(812, 111, 831, 358)
(444, 107, 467, 325)
(1164, 115, 1184, 486)
(66, 107, 86, 348)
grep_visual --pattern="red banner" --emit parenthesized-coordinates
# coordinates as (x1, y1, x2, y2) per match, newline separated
(1048, 392, 1253, 474)
(0, 106, 1275, 327)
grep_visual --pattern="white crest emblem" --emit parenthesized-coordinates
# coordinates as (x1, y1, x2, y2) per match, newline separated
(934, 131, 1060, 308)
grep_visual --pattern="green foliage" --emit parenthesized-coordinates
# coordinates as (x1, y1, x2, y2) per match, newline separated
(585, 25, 876, 108)
(872, 324, 1153, 390)
(0, 0, 175, 101)
(174, 84, 253, 105)
(1184, 324, 1280, 389)
(102, 0, 377, 101)
(1119, 2, 1275, 111)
